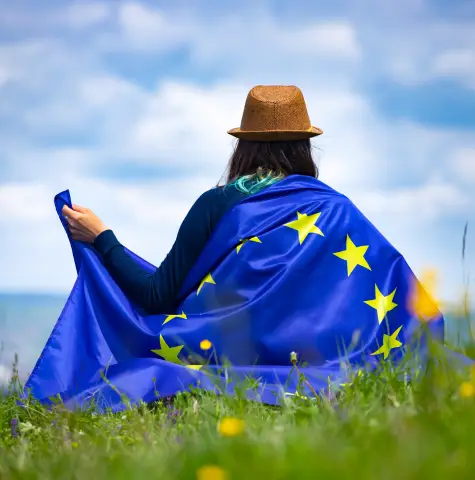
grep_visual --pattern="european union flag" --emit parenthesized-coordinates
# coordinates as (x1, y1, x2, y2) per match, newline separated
(25, 175, 450, 412)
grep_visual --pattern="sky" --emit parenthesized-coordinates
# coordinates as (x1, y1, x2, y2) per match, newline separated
(0, 0, 474, 306)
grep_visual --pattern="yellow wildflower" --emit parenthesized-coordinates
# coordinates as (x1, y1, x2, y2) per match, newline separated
(217, 417, 245, 437)
(408, 268, 440, 321)
(71, 441, 79, 449)
(459, 382, 475, 398)
(200, 339, 212, 351)
(196, 465, 228, 480)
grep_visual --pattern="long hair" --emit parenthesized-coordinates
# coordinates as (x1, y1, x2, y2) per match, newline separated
(220, 139, 318, 194)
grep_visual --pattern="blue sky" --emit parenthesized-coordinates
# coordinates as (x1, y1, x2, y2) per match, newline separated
(0, 0, 474, 306)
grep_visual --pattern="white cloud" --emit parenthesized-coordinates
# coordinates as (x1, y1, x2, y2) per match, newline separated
(0, 184, 53, 223)
(0, 40, 50, 87)
(117, 2, 192, 52)
(0, 65, 12, 87)
(185, 20, 361, 66)
(453, 148, 475, 184)
(298, 23, 360, 58)
(432, 48, 475, 88)
(355, 180, 468, 222)
(356, 16, 474, 89)
(113, 1, 360, 67)
(64, 1, 111, 29)
(0, 1, 112, 37)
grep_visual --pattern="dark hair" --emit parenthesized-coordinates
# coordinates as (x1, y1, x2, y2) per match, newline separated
(222, 139, 318, 185)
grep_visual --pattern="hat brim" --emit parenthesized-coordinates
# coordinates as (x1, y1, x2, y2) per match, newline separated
(227, 127, 323, 141)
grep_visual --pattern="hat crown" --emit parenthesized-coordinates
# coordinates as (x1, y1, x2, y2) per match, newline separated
(228, 85, 322, 141)
(240, 85, 311, 132)
(250, 85, 300, 103)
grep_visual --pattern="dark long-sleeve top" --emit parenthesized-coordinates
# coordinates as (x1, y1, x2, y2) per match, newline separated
(93, 185, 248, 315)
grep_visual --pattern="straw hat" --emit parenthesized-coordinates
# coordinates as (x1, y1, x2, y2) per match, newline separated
(227, 85, 322, 141)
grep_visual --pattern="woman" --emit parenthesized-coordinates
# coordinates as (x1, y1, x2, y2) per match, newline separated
(31, 84, 456, 413)
(62, 85, 323, 315)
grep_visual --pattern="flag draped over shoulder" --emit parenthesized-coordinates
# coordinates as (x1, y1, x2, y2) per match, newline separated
(26, 175, 449, 412)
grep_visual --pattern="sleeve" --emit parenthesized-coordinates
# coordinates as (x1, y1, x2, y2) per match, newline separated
(93, 190, 218, 315)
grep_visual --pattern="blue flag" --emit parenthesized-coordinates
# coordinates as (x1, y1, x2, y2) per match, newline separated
(25, 175, 450, 412)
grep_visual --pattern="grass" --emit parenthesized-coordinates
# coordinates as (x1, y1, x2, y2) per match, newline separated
(0, 226, 472, 479)
(2, 347, 475, 480)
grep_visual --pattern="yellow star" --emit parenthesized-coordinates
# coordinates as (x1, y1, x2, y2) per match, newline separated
(371, 326, 403, 360)
(236, 236, 262, 253)
(186, 365, 203, 371)
(162, 311, 187, 325)
(151, 335, 184, 364)
(334, 235, 371, 276)
(364, 285, 398, 324)
(197, 273, 216, 295)
(284, 211, 324, 245)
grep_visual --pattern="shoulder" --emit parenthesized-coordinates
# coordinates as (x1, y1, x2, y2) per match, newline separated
(197, 184, 246, 201)
(182, 185, 248, 231)
(193, 185, 248, 212)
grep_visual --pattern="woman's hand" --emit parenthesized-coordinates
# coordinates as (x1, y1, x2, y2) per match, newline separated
(62, 204, 109, 244)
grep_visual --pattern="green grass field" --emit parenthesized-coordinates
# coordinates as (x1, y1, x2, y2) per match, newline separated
(2, 345, 475, 480)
